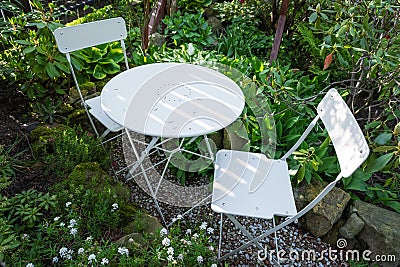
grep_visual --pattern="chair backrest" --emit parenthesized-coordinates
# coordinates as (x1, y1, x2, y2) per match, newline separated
(54, 17, 127, 53)
(53, 17, 129, 107)
(317, 89, 369, 177)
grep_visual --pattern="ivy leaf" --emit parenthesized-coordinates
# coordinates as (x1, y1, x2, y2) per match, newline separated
(323, 53, 333, 70)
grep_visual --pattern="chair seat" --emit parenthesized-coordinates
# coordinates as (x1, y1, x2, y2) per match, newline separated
(211, 150, 297, 219)
(86, 96, 123, 132)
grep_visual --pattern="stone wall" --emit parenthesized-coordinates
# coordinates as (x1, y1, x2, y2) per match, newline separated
(294, 182, 400, 267)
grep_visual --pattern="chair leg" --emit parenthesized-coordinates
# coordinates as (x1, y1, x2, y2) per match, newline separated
(272, 216, 280, 264)
(218, 175, 342, 261)
(226, 214, 264, 251)
(218, 213, 223, 259)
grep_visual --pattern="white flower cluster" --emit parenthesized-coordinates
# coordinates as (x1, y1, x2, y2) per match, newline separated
(101, 258, 109, 265)
(160, 228, 168, 236)
(59, 247, 74, 260)
(118, 246, 129, 256)
(162, 237, 171, 246)
(88, 254, 96, 264)
(111, 203, 118, 212)
(68, 218, 78, 236)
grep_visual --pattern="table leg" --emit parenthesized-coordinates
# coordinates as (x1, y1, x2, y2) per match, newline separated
(124, 128, 167, 226)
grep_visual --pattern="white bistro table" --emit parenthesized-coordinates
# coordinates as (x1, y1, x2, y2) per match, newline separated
(101, 62, 245, 225)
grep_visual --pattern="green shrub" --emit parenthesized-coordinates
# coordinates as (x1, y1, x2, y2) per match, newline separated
(163, 11, 216, 48)
(31, 125, 109, 177)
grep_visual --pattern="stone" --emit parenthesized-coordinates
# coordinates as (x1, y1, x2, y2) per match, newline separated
(223, 126, 249, 151)
(123, 212, 163, 236)
(68, 81, 96, 105)
(68, 162, 131, 202)
(149, 32, 165, 47)
(207, 17, 222, 34)
(294, 180, 351, 237)
(339, 213, 365, 239)
(353, 200, 400, 267)
(116, 232, 146, 248)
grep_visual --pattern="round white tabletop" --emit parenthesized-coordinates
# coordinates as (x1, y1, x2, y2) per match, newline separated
(101, 63, 245, 138)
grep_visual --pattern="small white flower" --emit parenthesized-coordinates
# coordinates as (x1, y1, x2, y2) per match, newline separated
(187, 240, 192, 246)
(69, 219, 77, 228)
(88, 254, 96, 264)
(162, 237, 171, 246)
(101, 258, 109, 265)
(111, 203, 118, 212)
(193, 233, 199, 240)
(128, 238, 134, 243)
(52, 257, 59, 263)
(54, 216, 60, 222)
(59, 222, 65, 227)
(176, 214, 183, 220)
(160, 228, 168, 236)
(59, 247, 68, 258)
(22, 233, 29, 240)
(70, 228, 78, 236)
(86, 236, 93, 241)
(207, 227, 214, 234)
(209, 245, 214, 251)
(167, 254, 174, 262)
(65, 201, 72, 207)
(26, 263, 34, 267)
(177, 254, 184, 261)
(167, 247, 174, 255)
(211, 264, 217, 267)
(78, 247, 85, 254)
(200, 222, 207, 230)
(186, 229, 191, 235)
(118, 246, 129, 256)
(197, 255, 203, 263)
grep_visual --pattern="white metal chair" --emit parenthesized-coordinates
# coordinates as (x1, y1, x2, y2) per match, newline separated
(53, 17, 129, 141)
(211, 88, 370, 262)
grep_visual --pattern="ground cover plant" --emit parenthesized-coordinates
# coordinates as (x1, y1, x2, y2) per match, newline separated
(0, 0, 399, 266)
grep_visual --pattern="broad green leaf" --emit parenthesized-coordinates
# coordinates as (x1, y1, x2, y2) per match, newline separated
(349, 26, 356, 37)
(336, 25, 347, 37)
(54, 61, 70, 74)
(56, 89, 66, 95)
(374, 133, 392, 145)
(295, 164, 305, 184)
(15, 40, 32, 45)
(386, 201, 400, 213)
(337, 51, 349, 67)
(373, 146, 397, 153)
(343, 169, 371, 191)
(45, 62, 60, 78)
(365, 153, 394, 173)
(93, 65, 106, 79)
(309, 12, 318, 23)
(23, 46, 35, 54)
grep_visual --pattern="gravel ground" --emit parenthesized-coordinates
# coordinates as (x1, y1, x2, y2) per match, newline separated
(109, 134, 348, 267)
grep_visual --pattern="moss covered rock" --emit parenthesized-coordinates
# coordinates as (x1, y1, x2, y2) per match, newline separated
(30, 124, 72, 157)
(68, 162, 131, 202)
